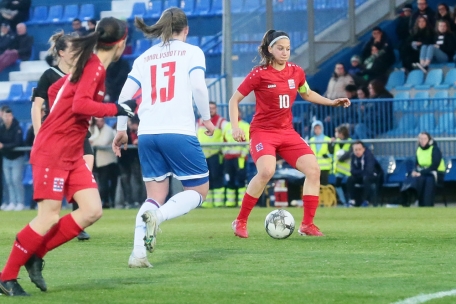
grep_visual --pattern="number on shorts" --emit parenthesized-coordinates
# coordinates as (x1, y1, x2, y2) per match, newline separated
(150, 61, 176, 104)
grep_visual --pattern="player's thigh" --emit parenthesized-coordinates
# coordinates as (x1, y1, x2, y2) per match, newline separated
(138, 134, 170, 181)
(278, 130, 315, 168)
(249, 130, 280, 163)
(66, 162, 100, 206)
(32, 165, 68, 202)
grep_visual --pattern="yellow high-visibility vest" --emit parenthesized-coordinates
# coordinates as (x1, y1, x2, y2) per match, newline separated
(333, 138, 351, 176)
(222, 120, 250, 158)
(309, 136, 332, 171)
(197, 116, 225, 158)
(416, 146, 445, 172)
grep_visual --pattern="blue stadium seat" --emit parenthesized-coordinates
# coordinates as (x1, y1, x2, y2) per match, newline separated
(200, 35, 219, 52)
(444, 158, 456, 182)
(145, 0, 163, 19)
(231, 0, 243, 13)
(23, 164, 33, 186)
(124, 39, 151, 60)
(414, 69, 443, 90)
(128, 2, 147, 20)
(194, 0, 212, 15)
(412, 113, 435, 134)
(28, 6, 48, 25)
(163, 0, 180, 10)
(435, 68, 456, 89)
(434, 112, 455, 135)
(395, 70, 424, 90)
(314, 0, 327, 9)
(46, 5, 63, 24)
(20, 121, 31, 141)
(79, 4, 95, 21)
(23, 81, 37, 100)
(385, 70, 405, 90)
(61, 5, 79, 23)
(409, 91, 430, 111)
(7, 84, 24, 101)
(293, 0, 307, 10)
(275, 0, 293, 11)
(182, 0, 195, 16)
(393, 91, 410, 111)
(209, 0, 222, 15)
(387, 114, 415, 136)
(186, 36, 199, 46)
(430, 90, 451, 110)
(379, 157, 410, 203)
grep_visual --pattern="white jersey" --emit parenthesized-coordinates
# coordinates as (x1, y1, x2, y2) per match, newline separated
(128, 40, 206, 136)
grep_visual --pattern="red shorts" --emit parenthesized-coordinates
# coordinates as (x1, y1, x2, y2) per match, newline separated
(249, 129, 314, 167)
(33, 163, 97, 202)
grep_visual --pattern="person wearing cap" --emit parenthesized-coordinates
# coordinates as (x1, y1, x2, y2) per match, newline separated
(348, 55, 365, 87)
(0, 22, 13, 54)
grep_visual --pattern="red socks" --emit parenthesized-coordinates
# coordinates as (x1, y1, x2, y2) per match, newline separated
(302, 195, 319, 226)
(1, 225, 44, 281)
(35, 214, 82, 259)
(237, 193, 258, 221)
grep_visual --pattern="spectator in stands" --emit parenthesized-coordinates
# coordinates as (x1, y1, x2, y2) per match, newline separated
(403, 15, 434, 73)
(410, 0, 436, 30)
(0, 106, 24, 211)
(331, 124, 352, 206)
(396, 4, 413, 43)
(360, 27, 395, 69)
(365, 79, 393, 136)
(347, 55, 365, 87)
(361, 42, 392, 82)
(345, 84, 357, 100)
(105, 57, 130, 102)
(325, 63, 354, 99)
(309, 120, 333, 186)
(357, 86, 369, 99)
(0, 0, 30, 29)
(0, 22, 33, 73)
(87, 19, 97, 34)
(415, 19, 456, 72)
(400, 132, 445, 207)
(347, 141, 383, 207)
(71, 18, 88, 37)
(436, 3, 454, 32)
(0, 22, 13, 54)
(90, 117, 119, 209)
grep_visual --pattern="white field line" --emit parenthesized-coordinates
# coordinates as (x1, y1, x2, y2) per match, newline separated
(393, 289, 456, 304)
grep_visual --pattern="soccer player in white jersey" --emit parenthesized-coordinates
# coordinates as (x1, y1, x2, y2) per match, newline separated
(112, 8, 215, 268)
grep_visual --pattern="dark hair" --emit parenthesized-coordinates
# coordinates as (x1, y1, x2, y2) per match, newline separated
(131, 114, 140, 125)
(436, 19, 452, 34)
(209, 101, 217, 106)
(135, 7, 187, 45)
(88, 19, 97, 26)
(419, 131, 432, 141)
(413, 15, 432, 35)
(258, 29, 290, 66)
(357, 86, 369, 98)
(437, 3, 450, 16)
(2, 106, 12, 113)
(333, 62, 346, 78)
(72, 18, 82, 23)
(70, 17, 127, 83)
(353, 140, 365, 148)
(336, 125, 350, 139)
(372, 26, 382, 33)
(345, 84, 357, 92)
(48, 31, 71, 60)
(369, 78, 386, 96)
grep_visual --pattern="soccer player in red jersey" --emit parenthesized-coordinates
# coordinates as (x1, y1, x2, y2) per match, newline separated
(0, 17, 137, 297)
(229, 30, 351, 238)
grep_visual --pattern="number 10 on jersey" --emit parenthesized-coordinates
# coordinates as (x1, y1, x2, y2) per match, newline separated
(279, 94, 290, 108)
(151, 61, 176, 104)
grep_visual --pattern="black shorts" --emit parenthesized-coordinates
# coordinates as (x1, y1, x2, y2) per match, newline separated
(84, 131, 93, 155)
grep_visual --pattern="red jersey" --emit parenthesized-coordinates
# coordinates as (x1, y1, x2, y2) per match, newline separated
(237, 63, 306, 132)
(30, 55, 118, 170)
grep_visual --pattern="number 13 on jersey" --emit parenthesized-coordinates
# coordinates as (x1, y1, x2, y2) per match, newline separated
(150, 61, 176, 104)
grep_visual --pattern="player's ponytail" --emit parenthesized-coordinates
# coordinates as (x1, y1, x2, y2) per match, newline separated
(258, 30, 289, 66)
(48, 31, 71, 61)
(70, 17, 127, 83)
(135, 7, 187, 45)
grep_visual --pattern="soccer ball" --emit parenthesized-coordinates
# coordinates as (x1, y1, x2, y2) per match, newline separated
(264, 209, 295, 239)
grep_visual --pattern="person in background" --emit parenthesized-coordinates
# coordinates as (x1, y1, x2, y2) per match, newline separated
(90, 118, 118, 209)
(325, 63, 354, 99)
(0, 0, 30, 29)
(197, 101, 226, 208)
(406, 15, 435, 72)
(331, 124, 351, 206)
(0, 22, 33, 73)
(357, 86, 369, 99)
(365, 79, 393, 136)
(222, 108, 250, 207)
(347, 55, 365, 87)
(347, 141, 383, 207)
(105, 57, 130, 102)
(410, 0, 435, 30)
(0, 106, 24, 211)
(71, 18, 88, 37)
(87, 19, 97, 34)
(309, 120, 333, 186)
(360, 27, 395, 69)
(0, 22, 13, 54)
(396, 4, 413, 44)
(436, 3, 454, 31)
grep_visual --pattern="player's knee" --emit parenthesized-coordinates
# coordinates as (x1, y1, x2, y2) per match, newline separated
(81, 204, 103, 224)
(306, 164, 320, 182)
(257, 167, 275, 182)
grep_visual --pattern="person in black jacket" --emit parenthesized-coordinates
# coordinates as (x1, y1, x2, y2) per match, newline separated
(402, 15, 434, 72)
(410, 0, 436, 31)
(0, 22, 14, 54)
(361, 27, 395, 70)
(0, 22, 33, 73)
(347, 141, 383, 207)
(0, 0, 31, 29)
(0, 106, 24, 211)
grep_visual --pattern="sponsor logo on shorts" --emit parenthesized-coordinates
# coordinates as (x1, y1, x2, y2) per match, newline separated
(53, 178, 64, 192)
(288, 79, 295, 89)
(256, 143, 264, 152)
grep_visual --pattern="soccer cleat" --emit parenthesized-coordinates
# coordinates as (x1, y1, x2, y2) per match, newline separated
(77, 230, 90, 241)
(24, 255, 47, 291)
(0, 277, 30, 296)
(232, 219, 248, 238)
(142, 211, 159, 253)
(128, 254, 153, 268)
(298, 223, 325, 237)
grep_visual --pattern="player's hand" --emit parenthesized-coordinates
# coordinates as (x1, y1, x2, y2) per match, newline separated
(116, 99, 138, 117)
(112, 131, 128, 157)
(202, 120, 215, 136)
(232, 127, 246, 142)
(332, 98, 351, 108)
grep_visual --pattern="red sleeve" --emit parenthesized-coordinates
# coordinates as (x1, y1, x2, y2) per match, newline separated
(237, 68, 262, 97)
(48, 76, 68, 109)
(72, 60, 118, 117)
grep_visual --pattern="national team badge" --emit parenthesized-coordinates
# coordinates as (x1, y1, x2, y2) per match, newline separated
(288, 79, 295, 89)
(256, 143, 264, 152)
(53, 178, 64, 192)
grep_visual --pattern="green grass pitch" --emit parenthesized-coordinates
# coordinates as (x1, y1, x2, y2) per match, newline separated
(1, 207, 456, 303)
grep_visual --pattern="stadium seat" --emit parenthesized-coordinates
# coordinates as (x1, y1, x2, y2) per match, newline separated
(163, 0, 180, 10)
(209, 0, 222, 15)
(379, 157, 410, 204)
(145, 0, 163, 19)
(387, 114, 415, 136)
(79, 4, 95, 21)
(200, 35, 219, 52)
(434, 68, 456, 89)
(124, 39, 151, 60)
(430, 90, 451, 110)
(181, 0, 195, 16)
(409, 91, 429, 111)
(128, 2, 147, 21)
(46, 5, 63, 24)
(293, 0, 307, 10)
(7, 84, 24, 101)
(444, 158, 456, 182)
(412, 113, 435, 134)
(385, 70, 405, 90)
(186, 36, 199, 45)
(315, 0, 327, 9)
(22, 164, 33, 186)
(395, 70, 424, 90)
(393, 91, 410, 111)
(414, 69, 443, 90)
(62, 4, 79, 23)
(28, 6, 48, 25)
(20, 121, 32, 141)
(231, 0, 243, 13)
(274, 0, 293, 11)
(194, 0, 212, 15)
(434, 112, 455, 135)
(23, 81, 37, 100)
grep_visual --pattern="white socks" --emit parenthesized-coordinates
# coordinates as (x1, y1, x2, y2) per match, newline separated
(133, 199, 160, 258)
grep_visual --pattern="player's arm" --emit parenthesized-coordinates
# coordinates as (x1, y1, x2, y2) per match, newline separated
(31, 96, 44, 136)
(190, 67, 214, 136)
(228, 90, 245, 130)
(117, 76, 140, 131)
(298, 81, 350, 108)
